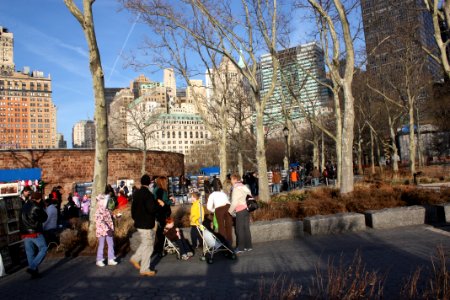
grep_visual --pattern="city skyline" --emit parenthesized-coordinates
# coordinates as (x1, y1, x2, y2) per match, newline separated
(0, 0, 162, 147)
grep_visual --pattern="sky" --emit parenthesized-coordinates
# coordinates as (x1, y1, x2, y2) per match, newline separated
(1, 0, 155, 147)
(1, 0, 363, 148)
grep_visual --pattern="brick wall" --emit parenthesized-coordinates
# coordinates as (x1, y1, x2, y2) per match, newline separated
(0, 149, 184, 194)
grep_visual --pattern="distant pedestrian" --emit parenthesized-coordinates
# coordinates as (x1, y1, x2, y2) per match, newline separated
(80, 194, 91, 218)
(20, 192, 48, 278)
(271, 169, 282, 194)
(311, 167, 321, 186)
(95, 194, 117, 267)
(130, 174, 165, 277)
(153, 176, 174, 257)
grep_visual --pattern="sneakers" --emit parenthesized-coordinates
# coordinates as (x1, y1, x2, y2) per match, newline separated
(129, 259, 140, 270)
(96, 260, 106, 267)
(108, 259, 118, 266)
(244, 248, 253, 252)
(140, 270, 156, 277)
(187, 252, 193, 257)
(234, 248, 244, 254)
(181, 254, 190, 260)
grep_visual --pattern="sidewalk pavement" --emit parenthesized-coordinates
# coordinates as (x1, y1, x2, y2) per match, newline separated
(1, 224, 449, 300)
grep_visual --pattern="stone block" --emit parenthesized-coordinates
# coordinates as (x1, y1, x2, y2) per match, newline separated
(436, 203, 450, 223)
(250, 218, 304, 243)
(365, 205, 425, 229)
(304, 213, 366, 235)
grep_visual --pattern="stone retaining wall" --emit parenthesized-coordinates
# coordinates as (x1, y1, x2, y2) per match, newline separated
(365, 206, 426, 229)
(304, 213, 366, 235)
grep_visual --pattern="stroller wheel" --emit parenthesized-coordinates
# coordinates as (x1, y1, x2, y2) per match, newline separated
(200, 256, 206, 261)
(207, 258, 213, 264)
(230, 253, 237, 260)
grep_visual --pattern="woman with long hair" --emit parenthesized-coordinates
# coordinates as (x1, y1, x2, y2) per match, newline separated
(153, 176, 173, 256)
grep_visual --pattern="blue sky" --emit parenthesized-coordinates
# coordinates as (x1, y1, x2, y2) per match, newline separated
(1, 0, 154, 147)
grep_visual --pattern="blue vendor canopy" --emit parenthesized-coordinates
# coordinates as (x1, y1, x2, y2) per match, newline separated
(0, 168, 42, 183)
(200, 166, 220, 176)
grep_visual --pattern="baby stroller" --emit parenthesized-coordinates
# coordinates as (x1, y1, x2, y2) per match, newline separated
(163, 236, 181, 259)
(197, 224, 236, 264)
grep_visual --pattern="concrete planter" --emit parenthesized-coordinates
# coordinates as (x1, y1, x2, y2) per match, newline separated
(436, 203, 450, 223)
(304, 212, 366, 235)
(365, 205, 426, 229)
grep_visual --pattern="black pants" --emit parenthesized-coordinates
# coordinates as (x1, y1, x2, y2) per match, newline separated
(235, 210, 252, 250)
(190, 226, 202, 248)
(174, 239, 190, 255)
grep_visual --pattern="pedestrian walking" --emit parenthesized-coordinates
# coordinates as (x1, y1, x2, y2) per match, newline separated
(130, 174, 165, 277)
(95, 194, 118, 267)
(20, 191, 48, 278)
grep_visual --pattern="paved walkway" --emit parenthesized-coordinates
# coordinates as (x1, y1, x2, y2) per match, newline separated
(1, 224, 449, 299)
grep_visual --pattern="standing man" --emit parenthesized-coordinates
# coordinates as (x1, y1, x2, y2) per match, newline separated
(271, 169, 282, 194)
(20, 192, 48, 278)
(20, 186, 33, 203)
(129, 174, 165, 277)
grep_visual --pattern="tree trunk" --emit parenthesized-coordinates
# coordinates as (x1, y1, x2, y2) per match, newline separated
(357, 138, 363, 175)
(64, 0, 108, 247)
(389, 121, 399, 176)
(219, 124, 228, 183)
(408, 104, 416, 176)
(313, 136, 320, 170)
(255, 102, 270, 202)
(340, 82, 355, 194)
(334, 93, 343, 187)
(321, 131, 325, 172)
(141, 148, 147, 176)
(370, 128, 375, 175)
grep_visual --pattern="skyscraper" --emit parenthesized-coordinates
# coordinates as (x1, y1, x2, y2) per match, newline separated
(259, 42, 330, 127)
(361, 0, 442, 82)
(72, 120, 95, 148)
(0, 26, 57, 149)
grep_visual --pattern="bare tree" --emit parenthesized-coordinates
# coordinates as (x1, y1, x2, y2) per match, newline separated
(303, 0, 356, 193)
(423, 0, 450, 80)
(368, 31, 432, 176)
(64, 0, 108, 246)
(121, 0, 288, 202)
(126, 99, 165, 175)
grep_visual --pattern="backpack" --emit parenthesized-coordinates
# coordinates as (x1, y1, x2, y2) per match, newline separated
(107, 195, 118, 211)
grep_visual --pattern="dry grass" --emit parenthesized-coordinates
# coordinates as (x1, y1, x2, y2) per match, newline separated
(310, 250, 385, 300)
(255, 275, 302, 300)
(400, 245, 450, 299)
(251, 183, 448, 222)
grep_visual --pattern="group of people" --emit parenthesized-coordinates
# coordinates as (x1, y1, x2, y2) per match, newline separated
(270, 161, 338, 193)
(128, 173, 254, 277)
(18, 173, 256, 279)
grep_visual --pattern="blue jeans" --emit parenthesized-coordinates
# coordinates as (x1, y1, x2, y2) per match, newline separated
(272, 183, 281, 194)
(24, 234, 48, 271)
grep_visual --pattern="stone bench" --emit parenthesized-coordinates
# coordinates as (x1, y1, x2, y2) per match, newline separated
(303, 212, 366, 235)
(365, 205, 425, 229)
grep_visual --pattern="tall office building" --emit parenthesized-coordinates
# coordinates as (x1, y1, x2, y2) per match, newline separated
(361, 0, 442, 82)
(0, 26, 58, 149)
(72, 120, 95, 148)
(56, 133, 67, 148)
(259, 42, 330, 127)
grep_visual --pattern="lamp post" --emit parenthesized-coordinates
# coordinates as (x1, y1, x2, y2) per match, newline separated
(283, 126, 289, 171)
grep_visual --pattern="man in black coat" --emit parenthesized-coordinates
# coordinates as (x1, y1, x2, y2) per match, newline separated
(20, 191, 48, 278)
(129, 174, 165, 276)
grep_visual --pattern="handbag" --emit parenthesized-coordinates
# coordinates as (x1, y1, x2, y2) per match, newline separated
(246, 194, 259, 212)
